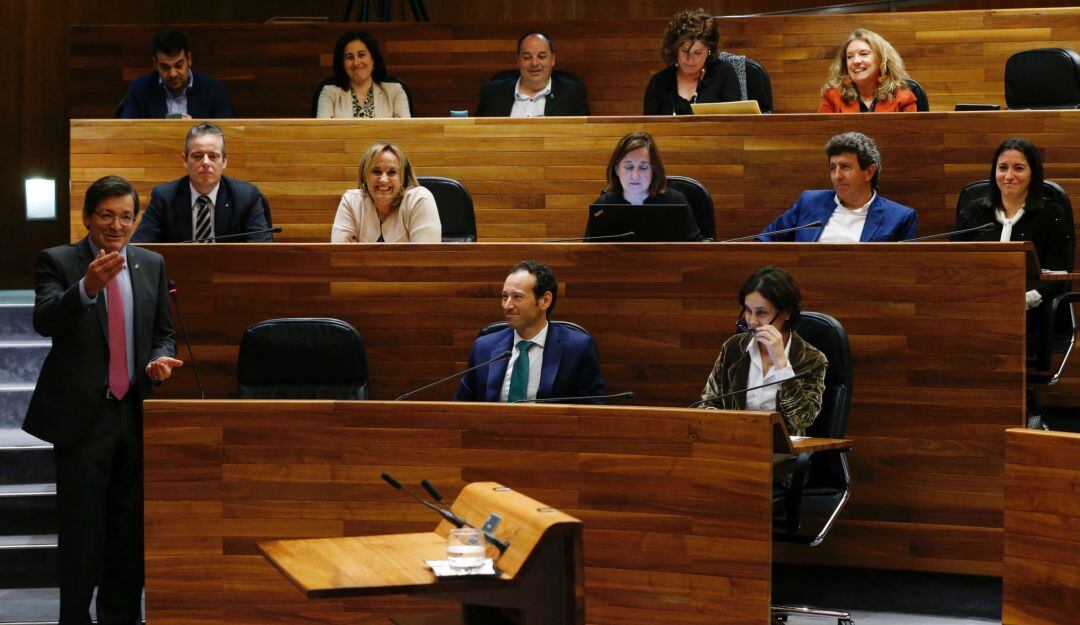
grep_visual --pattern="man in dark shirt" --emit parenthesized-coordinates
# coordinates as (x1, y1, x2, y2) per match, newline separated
(118, 29, 235, 119)
(476, 32, 590, 117)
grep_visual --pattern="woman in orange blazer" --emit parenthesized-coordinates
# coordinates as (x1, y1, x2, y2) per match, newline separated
(818, 29, 917, 113)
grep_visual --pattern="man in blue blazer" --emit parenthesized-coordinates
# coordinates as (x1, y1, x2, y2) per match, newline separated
(132, 123, 271, 243)
(118, 29, 234, 119)
(759, 132, 917, 242)
(454, 260, 606, 404)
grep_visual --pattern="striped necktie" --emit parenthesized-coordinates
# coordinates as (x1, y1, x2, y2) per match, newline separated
(194, 194, 213, 242)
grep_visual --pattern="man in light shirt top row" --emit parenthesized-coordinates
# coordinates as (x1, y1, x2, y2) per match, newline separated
(758, 131, 917, 242)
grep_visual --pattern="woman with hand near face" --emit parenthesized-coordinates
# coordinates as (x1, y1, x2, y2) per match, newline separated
(698, 267, 828, 437)
(953, 138, 1069, 310)
(331, 142, 441, 243)
(317, 30, 410, 118)
(643, 8, 741, 115)
(587, 132, 704, 241)
(819, 29, 916, 113)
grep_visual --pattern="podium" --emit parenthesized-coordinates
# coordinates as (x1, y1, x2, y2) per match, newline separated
(258, 482, 584, 625)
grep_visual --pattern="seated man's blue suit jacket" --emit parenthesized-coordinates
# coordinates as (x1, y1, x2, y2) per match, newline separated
(759, 190, 917, 242)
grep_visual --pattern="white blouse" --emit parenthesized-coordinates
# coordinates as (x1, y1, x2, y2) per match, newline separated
(330, 186, 441, 243)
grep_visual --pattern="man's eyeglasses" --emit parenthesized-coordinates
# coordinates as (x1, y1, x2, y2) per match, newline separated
(93, 211, 135, 225)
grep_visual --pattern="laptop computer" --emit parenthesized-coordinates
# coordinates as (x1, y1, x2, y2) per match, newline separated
(690, 100, 762, 115)
(585, 203, 700, 242)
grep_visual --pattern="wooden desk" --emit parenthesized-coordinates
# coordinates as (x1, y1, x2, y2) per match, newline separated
(143, 400, 774, 625)
(1002, 428, 1080, 625)
(789, 437, 853, 455)
(138, 242, 1026, 577)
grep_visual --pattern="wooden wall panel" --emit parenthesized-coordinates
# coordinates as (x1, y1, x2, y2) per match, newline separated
(68, 8, 1080, 117)
(143, 400, 774, 625)
(69, 113, 1080, 252)
(1003, 429, 1080, 625)
(139, 242, 1026, 576)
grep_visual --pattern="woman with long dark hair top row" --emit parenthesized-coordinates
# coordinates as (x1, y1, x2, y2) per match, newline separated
(954, 138, 1070, 310)
(317, 30, 411, 119)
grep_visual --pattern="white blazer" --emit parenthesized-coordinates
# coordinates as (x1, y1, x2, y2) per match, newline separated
(330, 186, 441, 243)
(316, 82, 411, 118)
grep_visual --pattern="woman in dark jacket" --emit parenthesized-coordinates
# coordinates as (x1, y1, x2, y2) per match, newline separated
(643, 8, 741, 115)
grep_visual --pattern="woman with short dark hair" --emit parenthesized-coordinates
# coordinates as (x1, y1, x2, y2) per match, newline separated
(698, 266, 829, 436)
(643, 8, 741, 115)
(954, 137, 1069, 310)
(317, 30, 410, 118)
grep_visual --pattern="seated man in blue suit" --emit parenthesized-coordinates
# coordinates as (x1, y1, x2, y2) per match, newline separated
(759, 131, 917, 242)
(119, 29, 235, 119)
(476, 32, 590, 118)
(132, 122, 272, 243)
(454, 260, 606, 404)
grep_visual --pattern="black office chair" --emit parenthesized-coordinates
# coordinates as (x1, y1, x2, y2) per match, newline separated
(417, 176, 478, 242)
(259, 190, 274, 235)
(479, 319, 591, 339)
(905, 77, 930, 112)
(955, 180, 1079, 426)
(666, 176, 717, 241)
(309, 76, 416, 117)
(1005, 48, 1080, 109)
(237, 317, 369, 399)
(745, 58, 774, 114)
(772, 311, 854, 625)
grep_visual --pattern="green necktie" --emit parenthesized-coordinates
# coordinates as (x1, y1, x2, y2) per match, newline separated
(506, 340, 535, 403)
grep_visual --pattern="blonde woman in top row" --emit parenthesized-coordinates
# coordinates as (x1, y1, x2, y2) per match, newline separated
(331, 142, 441, 243)
(819, 28, 917, 113)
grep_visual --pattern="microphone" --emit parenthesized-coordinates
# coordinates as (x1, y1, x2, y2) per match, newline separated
(512, 390, 635, 404)
(166, 280, 205, 399)
(722, 221, 824, 243)
(395, 350, 512, 401)
(381, 472, 464, 528)
(180, 226, 281, 243)
(544, 231, 636, 243)
(419, 478, 511, 553)
(903, 222, 995, 242)
(689, 369, 814, 408)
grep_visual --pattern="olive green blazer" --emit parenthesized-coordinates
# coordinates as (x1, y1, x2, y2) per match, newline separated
(699, 331, 828, 436)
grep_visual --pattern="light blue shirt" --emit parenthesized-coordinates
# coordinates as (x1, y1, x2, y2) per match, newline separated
(160, 72, 194, 116)
(79, 242, 135, 383)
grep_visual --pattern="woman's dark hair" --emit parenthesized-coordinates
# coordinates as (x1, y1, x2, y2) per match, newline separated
(331, 30, 388, 89)
(83, 175, 140, 218)
(738, 266, 802, 331)
(660, 8, 720, 67)
(987, 137, 1045, 212)
(602, 131, 668, 196)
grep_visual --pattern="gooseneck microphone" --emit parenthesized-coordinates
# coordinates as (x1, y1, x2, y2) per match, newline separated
(395, 350, 512, 400)
(722, 221, 825, 243)
(382, 473, 511, 553)
(544, 231, 636, 243)
(903, 222, 995, 242)
(512, 391, 635, 404)
(166, 280, 205, 399)
(180, 226, 281, 243)
(689, 369, 814, 408)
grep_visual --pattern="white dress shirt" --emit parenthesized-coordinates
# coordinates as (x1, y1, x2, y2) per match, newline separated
(818, 192, 876, 243)
(509, 78, 552, 118)
(189, 182, 221, 241)
(499, 323, 549, 402)
(996, 206, 1043, 308)
(744, 333, 795, 412)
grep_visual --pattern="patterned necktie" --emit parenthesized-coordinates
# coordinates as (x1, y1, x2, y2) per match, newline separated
(195, 194, 213, 242)
(106, 278, 129, 399)
(506, 340, 535, 403)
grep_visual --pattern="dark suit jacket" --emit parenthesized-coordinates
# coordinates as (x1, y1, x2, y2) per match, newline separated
(476, 73, 590, 117)
(23, 238, 176, 446)
(643, 58, 742, 116)
(759, 190, 917, 242)
(132, 175, 272, 243)
(118, 69, 235, 119)
(453, 323, 606, 403)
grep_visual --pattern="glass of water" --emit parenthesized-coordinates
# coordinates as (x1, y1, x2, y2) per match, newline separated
(446, 527, 486, 570)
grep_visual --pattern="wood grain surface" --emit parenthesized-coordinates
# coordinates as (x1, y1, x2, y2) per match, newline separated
(68, 112, 1080, 249)
(135, 241, 1027, 577)
(143, 400, 774, 625)
(1002, 428, 1080, 625)
(68, 8, 1080, 117)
